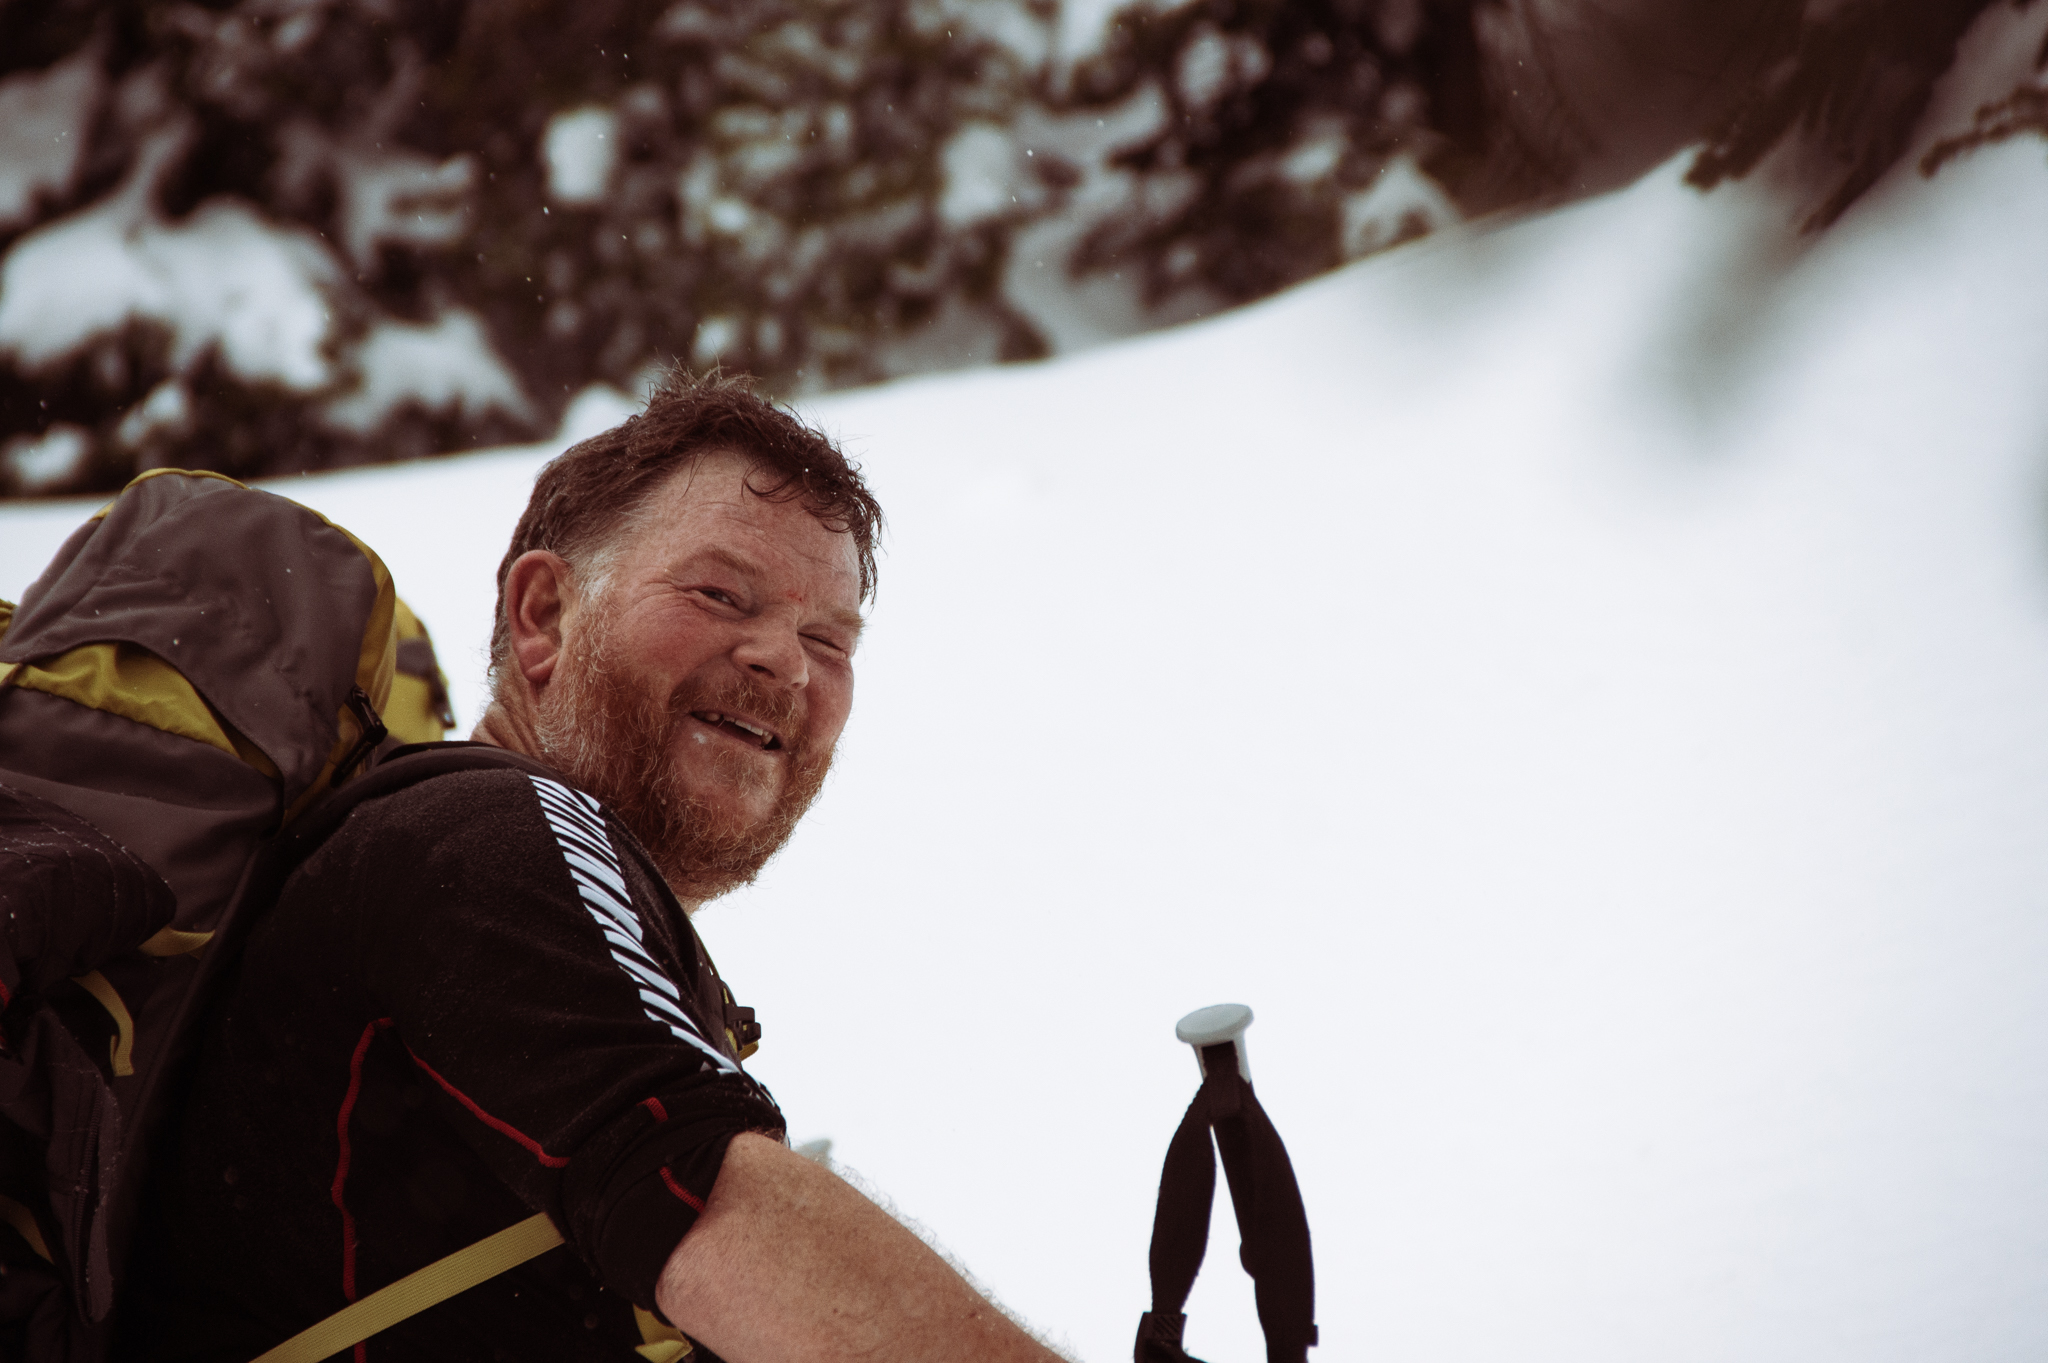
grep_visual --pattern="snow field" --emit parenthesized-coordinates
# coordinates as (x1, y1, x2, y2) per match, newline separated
(6, 74, 2048, 1363)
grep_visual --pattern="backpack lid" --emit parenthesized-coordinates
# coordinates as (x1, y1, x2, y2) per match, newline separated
(0, 470, 396, 806)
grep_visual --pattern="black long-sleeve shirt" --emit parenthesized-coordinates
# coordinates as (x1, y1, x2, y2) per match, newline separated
(122, 763, 785, 1361)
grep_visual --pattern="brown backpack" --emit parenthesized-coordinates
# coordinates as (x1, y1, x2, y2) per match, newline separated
(0, 469, 409, 1360)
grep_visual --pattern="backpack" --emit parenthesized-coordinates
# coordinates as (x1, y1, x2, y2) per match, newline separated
(0, 469, 435, 1360)
(387, 600, 456, 748)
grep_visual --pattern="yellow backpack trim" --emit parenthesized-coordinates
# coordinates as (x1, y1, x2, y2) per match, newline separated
(5, 640, 284, 780)
(282, 514, 397, 823)
(331, 519, 397, 716)
(12, 642, 233, 760)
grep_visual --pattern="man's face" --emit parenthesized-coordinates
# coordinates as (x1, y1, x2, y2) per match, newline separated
(534, 450, 863, 900)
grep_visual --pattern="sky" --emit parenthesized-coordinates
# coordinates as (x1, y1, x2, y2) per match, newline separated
(4, 13, 2048, 1360)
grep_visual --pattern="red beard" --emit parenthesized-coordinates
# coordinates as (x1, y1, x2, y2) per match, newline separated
(533, 611, 833, 903)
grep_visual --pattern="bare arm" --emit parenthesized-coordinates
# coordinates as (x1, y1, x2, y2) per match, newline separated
(656, 1132, 1064, 1363)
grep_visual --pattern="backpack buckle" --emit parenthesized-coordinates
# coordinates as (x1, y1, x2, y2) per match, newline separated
(333, 685, 389, 785)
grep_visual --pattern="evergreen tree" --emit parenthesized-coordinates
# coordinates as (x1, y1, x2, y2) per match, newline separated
(0, 0, 2028, 496)
(1061, 0, 1498, 308)
(0, 0, 1061, 492)
(1686, 0, 2006, 229)
(1922, 10, 2048, 177)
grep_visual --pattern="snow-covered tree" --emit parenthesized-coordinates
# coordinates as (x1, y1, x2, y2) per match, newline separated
(0, 0, 1064, 493)
(0, 0, 2028, 497)
(1686, 0, 2008, 229)
(1060, 0, 1483, 309)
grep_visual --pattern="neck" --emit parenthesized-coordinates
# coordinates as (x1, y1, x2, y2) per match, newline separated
(470, 694, 542, 758)
(470, 696, 708, 918)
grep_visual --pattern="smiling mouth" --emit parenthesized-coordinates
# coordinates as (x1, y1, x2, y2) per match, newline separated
(691, 710, 783, 751)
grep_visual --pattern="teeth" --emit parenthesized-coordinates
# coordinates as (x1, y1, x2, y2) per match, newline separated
(696, 710, 774, 748)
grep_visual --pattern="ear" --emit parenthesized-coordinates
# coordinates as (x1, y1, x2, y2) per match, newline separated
(502, 550, 573, 686)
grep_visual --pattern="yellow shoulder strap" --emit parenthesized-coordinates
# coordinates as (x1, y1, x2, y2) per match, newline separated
(71, 971, 136, 1078)
(634, 1305, 697, 1360)
(249, 1212, 564, 1363)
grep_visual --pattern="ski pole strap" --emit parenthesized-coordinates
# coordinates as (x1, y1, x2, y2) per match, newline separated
(248, 1212, 564, 1363)
(1138, 1041, 1317, 1363)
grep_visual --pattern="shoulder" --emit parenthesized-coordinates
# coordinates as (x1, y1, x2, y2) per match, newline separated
(338, 764, 557, 848)
(316, 762, 658, 902)
(299, 754, 681, 924)
(299, 759, 594, 893)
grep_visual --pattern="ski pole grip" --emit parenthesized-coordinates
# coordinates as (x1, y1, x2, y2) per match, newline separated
(1175, 1002, 1253, 1082)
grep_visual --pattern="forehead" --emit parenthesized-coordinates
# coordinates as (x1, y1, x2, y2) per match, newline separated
(621, 450, 861, 598)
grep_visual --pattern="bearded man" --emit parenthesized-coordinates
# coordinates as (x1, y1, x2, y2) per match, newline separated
(122, 373, 1064, 1362)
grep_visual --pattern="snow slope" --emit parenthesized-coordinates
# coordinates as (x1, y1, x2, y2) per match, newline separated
(7, 29, 2048, 1363)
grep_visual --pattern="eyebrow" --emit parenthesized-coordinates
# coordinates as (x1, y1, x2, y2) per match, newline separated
(690, 547, 867, 641)
(825, 609, 868, 644)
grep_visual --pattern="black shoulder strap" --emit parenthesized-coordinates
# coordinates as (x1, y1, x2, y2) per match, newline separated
(0, 780, 176, 998)
(276, 742, 565, 864)
(1135, 1045, 1317, 1363)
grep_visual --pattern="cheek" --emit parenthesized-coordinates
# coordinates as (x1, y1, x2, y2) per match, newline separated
(627, 603, 723, 673)
(808, 674, 855, 743)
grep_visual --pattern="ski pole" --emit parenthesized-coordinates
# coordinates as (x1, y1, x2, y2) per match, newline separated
(1175, 1001, 1253, 1082)
(1136, 1003, 1317, 1363)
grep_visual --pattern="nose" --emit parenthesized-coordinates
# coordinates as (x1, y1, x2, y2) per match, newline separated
(732, 618, 808, 689)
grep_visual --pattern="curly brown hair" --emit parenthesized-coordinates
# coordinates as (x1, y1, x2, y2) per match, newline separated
(489, 368, 882, 672)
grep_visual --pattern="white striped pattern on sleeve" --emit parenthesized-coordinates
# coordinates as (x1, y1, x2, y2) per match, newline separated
(528, 775, 739, 1074)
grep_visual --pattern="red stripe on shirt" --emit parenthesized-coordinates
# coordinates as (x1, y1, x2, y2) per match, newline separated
(331, 1017, 394, 1307)
(641, 1096, 668, 1124)
(403, 1043, 571, 1168)
(659, 1166, 706, 1212)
